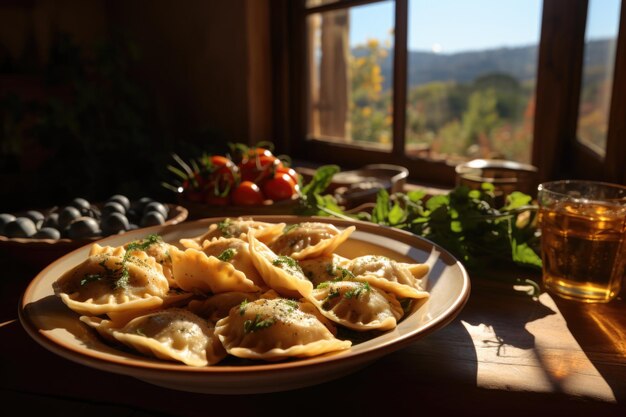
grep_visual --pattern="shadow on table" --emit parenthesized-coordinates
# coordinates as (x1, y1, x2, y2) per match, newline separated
(462, 281, 557, 352)
(554, 294, 626, 404)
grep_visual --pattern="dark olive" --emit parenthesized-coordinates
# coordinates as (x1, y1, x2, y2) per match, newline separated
(0, 213, 16, 234)
(101, 201, 126, 217)
(69, 197, 91, 214)
(24, 210, 45, 228)
(131, 197, 154, 213)
(42, 213, 60, 229)
(33, 227, 62, 239)
(143, 202, 168, 219)
(108, 194, 131, 211)
(67, 217, 100, 239)
(59, 206, 82, 230)
(4, 217, 37, 238)
(101, 212, 130, 235)
(140, 211, 165, 227)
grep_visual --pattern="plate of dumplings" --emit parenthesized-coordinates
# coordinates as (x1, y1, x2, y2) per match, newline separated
(19, 215, 470, 394)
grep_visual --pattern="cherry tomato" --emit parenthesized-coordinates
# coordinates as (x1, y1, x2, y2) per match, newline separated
(181, 173, 206, 202)
(262, 173, 298, 201)
(231, 181, 265, 205)
(239, 154, 282, 183)
(209, 155, 233, 168)
(247, 147, 273, 158)
(203, 155, 237, 196)
(276, 166, 299, 185)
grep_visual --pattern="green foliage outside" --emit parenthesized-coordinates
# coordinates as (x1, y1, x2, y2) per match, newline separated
(348, 39, 535, 163)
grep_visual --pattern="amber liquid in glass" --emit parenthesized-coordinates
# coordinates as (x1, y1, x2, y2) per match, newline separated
(539, 202, 626, 302)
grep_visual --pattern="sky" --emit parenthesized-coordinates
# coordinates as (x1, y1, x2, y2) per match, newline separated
(349, 0, 622, 54)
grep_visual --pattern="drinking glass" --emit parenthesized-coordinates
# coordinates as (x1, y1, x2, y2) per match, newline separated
(537, 180, 626, 303)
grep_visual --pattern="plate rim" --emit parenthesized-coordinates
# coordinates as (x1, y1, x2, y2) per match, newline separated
(18, 215, 470, 379)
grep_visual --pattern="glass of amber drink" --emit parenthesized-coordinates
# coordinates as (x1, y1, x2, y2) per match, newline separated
(537, 180, 626, 303)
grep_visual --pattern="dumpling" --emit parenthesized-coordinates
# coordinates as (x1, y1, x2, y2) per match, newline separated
(124, 235, 177, 287)
(308, 281, 404, 331)
(180, 217, 285, 249)
(199, 237, 266, 289)
(89, 243, 126, 257)
(269, 222, 355, 260)
(214, 298, 351, 361)
(53, 247, 170, 316)
(248, 231, 313, 298)
(170, 246, 261, 294)
(187, 291, 260, 323)
(345, 255, 429, 299)
(299, 254, 352, 287)
(80, 308, 226, 366)
(106, 289, 194, 324)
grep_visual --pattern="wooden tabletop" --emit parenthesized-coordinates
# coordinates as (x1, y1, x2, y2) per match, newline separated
(1, 251, 625, 417)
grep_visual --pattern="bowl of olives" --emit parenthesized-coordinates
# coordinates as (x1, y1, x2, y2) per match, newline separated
(0, 195, 188, 268)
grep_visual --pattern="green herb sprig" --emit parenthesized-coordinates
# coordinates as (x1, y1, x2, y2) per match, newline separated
(217, 248, 237, 262)
(294, 165, 541, 272)
(243, 314, 275, 333)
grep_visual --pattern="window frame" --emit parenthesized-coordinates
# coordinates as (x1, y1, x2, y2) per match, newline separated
(272, 0, 626, 187)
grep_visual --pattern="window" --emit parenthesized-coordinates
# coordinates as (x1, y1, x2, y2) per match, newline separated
(576, 0, 621, 157)
(307, 1, 395, 150)
(275, 0, 626, 186)
(405, 0, 541, 164)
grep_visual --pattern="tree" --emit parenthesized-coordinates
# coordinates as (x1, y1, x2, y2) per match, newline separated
(461, 89, 500, 153)
(349, 39, 391, 144)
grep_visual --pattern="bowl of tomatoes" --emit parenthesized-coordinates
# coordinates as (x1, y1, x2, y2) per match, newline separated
(165, 144, 301, 219)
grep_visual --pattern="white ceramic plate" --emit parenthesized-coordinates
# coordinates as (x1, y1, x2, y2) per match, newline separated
(18, 215, 470, 395)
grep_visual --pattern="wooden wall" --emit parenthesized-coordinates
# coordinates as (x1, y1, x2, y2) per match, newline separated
(0, 0, 272, 209)
(0, 0, 271, 147)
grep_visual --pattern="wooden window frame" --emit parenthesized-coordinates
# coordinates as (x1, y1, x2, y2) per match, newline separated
(271, 0, 626, 188)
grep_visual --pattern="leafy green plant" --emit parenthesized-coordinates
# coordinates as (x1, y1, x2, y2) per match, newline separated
(296, 166, 542, 273)
(367, 183, 541, 271)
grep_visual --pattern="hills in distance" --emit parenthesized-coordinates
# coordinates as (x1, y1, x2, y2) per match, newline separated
(371, 38, 615, 88)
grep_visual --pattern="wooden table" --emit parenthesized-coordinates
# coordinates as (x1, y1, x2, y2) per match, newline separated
(1, 252, 624, 417)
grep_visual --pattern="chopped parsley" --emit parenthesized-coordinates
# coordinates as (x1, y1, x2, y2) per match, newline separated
(126, 234, 162, 254)
(217, 218, 233, 237)
(238, 299, 249, 316)
(80, 274, 103, 286)
(243, 314, 275, 333)
(325, 264, 355, 281)
(115, 266, 131, 290)
(272, 255, 304, 276)
(344, 282, 371, 299)
(282, 299, 299, 311)
(84, 234, 163, 290)
(217, 248, 237, 262)
(321, 287, 341, 310)
(114, 234, 162, 289)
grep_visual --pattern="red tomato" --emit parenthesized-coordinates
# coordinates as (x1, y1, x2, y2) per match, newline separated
(231, 181, 265, 205)
(209, 155, 233, 168)
(276, 166, 299, 185)
(247, 147, 273, 158)
(203, 155, 237, 197)
(262, 173, 298, 201)
(239, 154, 282, 183)
(181, 173, 206, 202)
